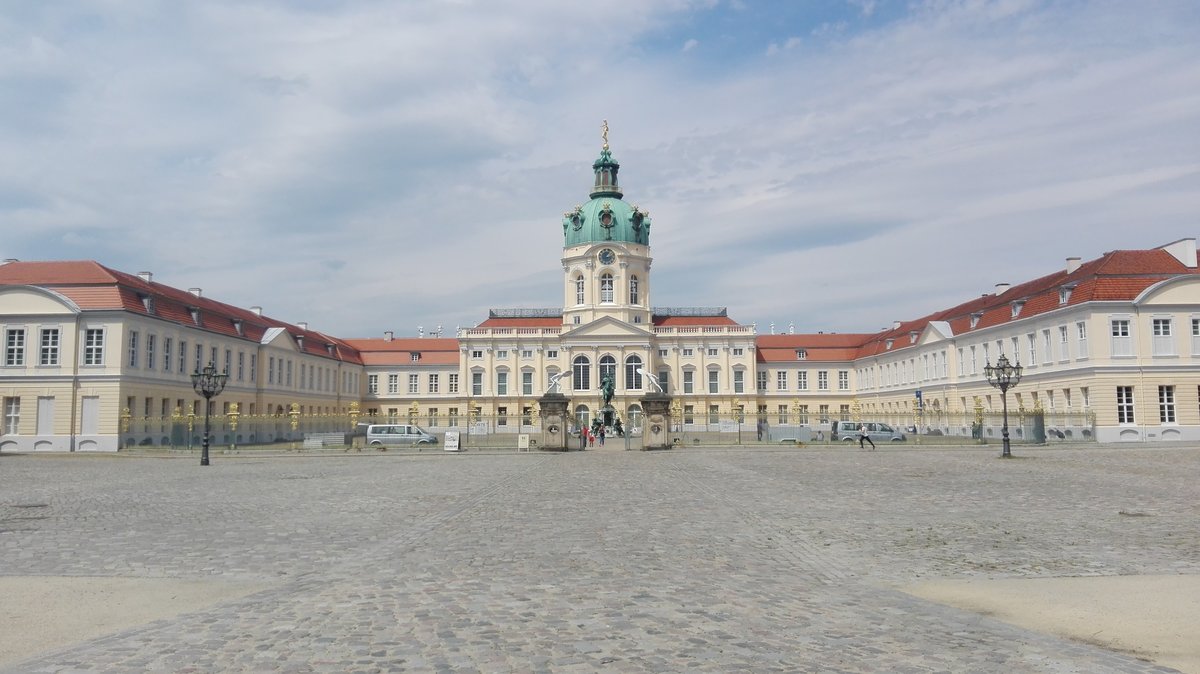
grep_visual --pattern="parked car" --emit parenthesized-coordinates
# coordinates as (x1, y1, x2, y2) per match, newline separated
(830, 421, 907, 443)
(365, 423, 438, 447)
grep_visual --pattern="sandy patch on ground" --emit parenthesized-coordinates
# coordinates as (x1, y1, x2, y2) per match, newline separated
(903, 575, 1200, 673)
(0, 576, 270, 668)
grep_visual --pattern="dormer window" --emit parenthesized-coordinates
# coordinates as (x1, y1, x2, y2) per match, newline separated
(232, 319, 244, 336)
(885, 339, 894, 350)
(411, 353, 421, 362)
(188, 307, 201, 326)
(326, 343, 335, 356)
(909, 330, 919, 344)
(795, 349, 807, 360)
(140, 295, 155, 314)
(1011, 301, 1025, 318)
(970, 312, 982, 329)
(295, 335, 304, 350)
(1059, 284, 1076, 305)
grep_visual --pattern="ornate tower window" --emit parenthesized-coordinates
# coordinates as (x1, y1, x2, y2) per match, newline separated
(600, 273, 614, 303)
(575, 275, 585, 305)
(599, 355, 617, 387)
(573, 356, 591, 390)
(629, 275, 639, 304)
(625, 355, 643, 390)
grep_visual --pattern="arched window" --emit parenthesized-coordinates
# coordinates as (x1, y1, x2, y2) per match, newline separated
(600, 273, 614, 303)
(629, 275, 639, 304)
(599, 355, 616, 389)
(575, 275, 585, 305)
(625, 355, 643, 390)
(573, 356, 591, 390)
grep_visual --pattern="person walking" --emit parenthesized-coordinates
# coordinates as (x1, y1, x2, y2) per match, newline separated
(859, 425, 876, 450)
(599, 426, 606, 446)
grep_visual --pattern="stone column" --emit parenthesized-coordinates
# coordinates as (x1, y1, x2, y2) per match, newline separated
(538, 393, 571, 451)
(640, 393, 673, 450)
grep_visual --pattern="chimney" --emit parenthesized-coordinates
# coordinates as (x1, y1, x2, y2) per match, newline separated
(994, 282, 1010, 295)
(893, 320, 902, 330)
(418, 325, 424, 338)
(1065, 257, 1081, 274)
(769, 322, 776, 335)
(788, 322, 794, 335)
(297, 322, 308, 331)
(1160, 238, 1198, 268)
(188, 287, 202, 298)
(384, 331, 394, 342)
(250, 306, 262, 316)
(137, 271, 153, 283)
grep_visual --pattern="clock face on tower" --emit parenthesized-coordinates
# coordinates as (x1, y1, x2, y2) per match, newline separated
(598, 249, 615, 265)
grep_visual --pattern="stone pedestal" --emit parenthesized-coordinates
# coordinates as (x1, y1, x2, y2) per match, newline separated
(640, 394, 673, 450)
(538, 393, 571, 451)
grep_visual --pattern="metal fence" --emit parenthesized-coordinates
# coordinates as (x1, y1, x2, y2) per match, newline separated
(118, 409, 1098, 451)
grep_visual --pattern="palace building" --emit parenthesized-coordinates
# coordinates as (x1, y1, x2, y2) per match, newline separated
(2, 134, 1199, 451)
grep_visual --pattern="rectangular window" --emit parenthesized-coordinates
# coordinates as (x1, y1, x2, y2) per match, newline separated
(733, 348, 744, 356)
(449, 373, 459, 394)
(839, 404, 850, 421)
(195, 343, 203, 372)
(84, 328, 105, 365)
(368, 374, 379, 394)
(163, 337, 173, 372)
(658, 370, 669, 394)
(146, 334, 156, 370)
(708, 404, 719, 424)
(178, 340, 187, 373)
(1111, 319, 1133, 356)
(547, 349, 558, 359)
(429, 374, 440, 394)
(428, 408, 438, 427)
(684, 405, 695, 425)
(1152, 318, 1175, 355)
(733, 370, 744, 393)
(683, 370, 694, 394)
(1159, 385, 1175, 423)
(1076, 322, 1088, 359)
(682, 348, 694, 357)
(387, 374, 399, 394)
(838, 370, 849, 390)
(708, 370, 718, 394)
(707, 348, 718, 357)
(777, 404, 788, 425)
(1042, 330, 1052, 364)
(285, 359, 292, 387)
(1117, 386, 1135, 424)
(798, 404, 809, 425)
(818, 371, 829, 391)
(249, 354, 257, 382)
(818, 404, 829, 424)
(1193, 318, 1200, 355)
(1026, 334, 1036, 366)
(224, 349, 231, 377)
(798, 371, 808, 390)
(127, 330, 138, 367)
(757, 371, 767, 391)
(520, 349, 533, 359)
(1058, 326, 1069, 361)
(522, 371, 533, 395)
(3, 396, 19, 434)
(472, 372, 483, 396)
(39, 328, 59, 366)
(408, 373, 419, 394)
(497, 406, 507, 426)
(448, 408, 459, 426)
(497, 372, 508, 395)
(237, 352, 245, 381)
(776, 371, 788, 391)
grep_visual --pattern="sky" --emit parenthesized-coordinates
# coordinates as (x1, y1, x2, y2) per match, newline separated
(2, 0, 1198, 339)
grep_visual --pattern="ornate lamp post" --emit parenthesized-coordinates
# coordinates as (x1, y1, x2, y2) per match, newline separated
(190, 362, 228, 466)
(984, 354, 1023, 458)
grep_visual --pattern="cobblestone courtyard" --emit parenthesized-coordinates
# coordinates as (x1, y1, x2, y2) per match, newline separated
(1, 445, 1197, 673)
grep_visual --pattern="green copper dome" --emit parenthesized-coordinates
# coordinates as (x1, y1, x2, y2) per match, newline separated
(561, 143, 651, 247)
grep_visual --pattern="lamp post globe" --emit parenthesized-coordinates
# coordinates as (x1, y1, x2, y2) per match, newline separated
(190, 362, 229, 466)
(984, 354, 1023, 458)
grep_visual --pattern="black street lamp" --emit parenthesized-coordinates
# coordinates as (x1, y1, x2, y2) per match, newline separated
(984, 354, 1023, 458)
(191, 361, 228, 466)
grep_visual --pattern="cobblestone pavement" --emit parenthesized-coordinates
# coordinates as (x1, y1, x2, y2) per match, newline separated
(1, 445, 1197, 673)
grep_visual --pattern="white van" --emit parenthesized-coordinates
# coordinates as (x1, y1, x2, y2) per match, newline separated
(365, 424, 438, 447)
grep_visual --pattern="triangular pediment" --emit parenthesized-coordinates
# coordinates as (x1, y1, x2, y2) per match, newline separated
(560, 315, 653, 342)
(261, 327, 300, 351)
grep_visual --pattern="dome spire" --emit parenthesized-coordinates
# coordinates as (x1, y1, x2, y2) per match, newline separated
(591, 119, 622, 199)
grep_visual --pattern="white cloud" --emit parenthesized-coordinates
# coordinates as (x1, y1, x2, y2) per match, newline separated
(1, 1, 1198, 337)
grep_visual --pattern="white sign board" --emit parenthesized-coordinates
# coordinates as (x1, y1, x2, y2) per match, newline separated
(517, 434, 530, 451)
(444, 431, 460, 451)
(718, 420, 738, 433)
